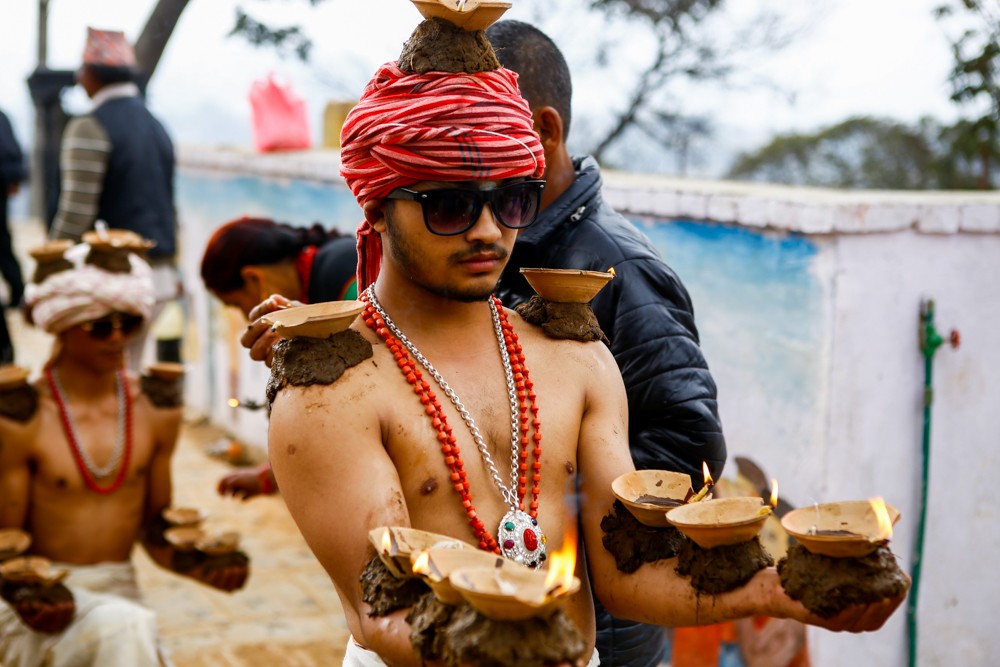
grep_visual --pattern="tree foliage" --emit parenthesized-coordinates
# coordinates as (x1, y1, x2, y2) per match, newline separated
(933, 0, 999, 188)
(229, 2, 331, 62)
(726, 116, 985, 190)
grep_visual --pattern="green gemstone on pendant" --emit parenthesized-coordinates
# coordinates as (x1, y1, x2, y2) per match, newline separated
(504, 521, 515, 531)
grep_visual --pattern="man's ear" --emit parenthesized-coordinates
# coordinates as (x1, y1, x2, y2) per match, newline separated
(532, 106, 564, 152)
(364, 199, 388, 234)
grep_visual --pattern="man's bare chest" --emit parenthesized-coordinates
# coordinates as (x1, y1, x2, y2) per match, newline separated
(32, 402, 157, 491)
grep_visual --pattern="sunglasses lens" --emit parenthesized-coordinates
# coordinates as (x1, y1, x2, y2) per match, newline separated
(120, 315, 143, 336)
(493, 182, 540, 229)
(85, 315, 144, 339)
(88, 321, 114, 339)
(424, 190, 479, 235)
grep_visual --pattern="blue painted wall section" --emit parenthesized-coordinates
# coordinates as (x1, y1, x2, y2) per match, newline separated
(633, 217, 828, 429)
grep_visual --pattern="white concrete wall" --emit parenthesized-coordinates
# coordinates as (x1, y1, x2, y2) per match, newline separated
(178, 146, 1000, 667)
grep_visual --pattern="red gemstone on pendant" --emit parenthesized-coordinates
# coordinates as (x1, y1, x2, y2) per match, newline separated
(503, 539, 515, 550)
(523, 528, 538, 551)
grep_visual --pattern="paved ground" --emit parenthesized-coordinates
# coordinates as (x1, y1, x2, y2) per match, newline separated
(6, 218, 350, 666)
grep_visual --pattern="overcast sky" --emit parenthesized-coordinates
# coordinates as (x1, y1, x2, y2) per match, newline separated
(0, 0, 968, 178)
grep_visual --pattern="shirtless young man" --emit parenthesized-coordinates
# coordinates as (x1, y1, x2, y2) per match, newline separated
(0, 240, 248, 666)
(256, 23, 906, 667)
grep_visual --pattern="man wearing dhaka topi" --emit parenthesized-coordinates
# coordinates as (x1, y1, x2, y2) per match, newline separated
(258, 5, 907, 666)
(0, 236, 248, 666)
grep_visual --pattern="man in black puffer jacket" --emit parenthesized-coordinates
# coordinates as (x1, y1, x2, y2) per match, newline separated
(489, 21, 726, 667)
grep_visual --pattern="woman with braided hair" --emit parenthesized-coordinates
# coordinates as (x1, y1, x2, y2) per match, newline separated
(201, 216, 359, 500)
(200, 216, 358, 317)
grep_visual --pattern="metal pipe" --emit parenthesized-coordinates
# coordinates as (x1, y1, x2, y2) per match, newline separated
(910, 299, 957, 667)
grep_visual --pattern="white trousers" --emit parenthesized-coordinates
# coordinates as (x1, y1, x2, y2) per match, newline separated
(0, 561, 166, 667)
(343, 635, 600, 667)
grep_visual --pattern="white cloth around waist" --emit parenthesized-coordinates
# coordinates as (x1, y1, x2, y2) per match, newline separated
(343, 635, 600, 666)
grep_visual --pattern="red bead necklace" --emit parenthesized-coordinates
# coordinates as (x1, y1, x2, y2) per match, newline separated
(361, 292, 542, 556)
(45, 365, 134, 495)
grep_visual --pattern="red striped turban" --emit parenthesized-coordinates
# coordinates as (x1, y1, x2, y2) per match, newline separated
(340, 62, 545, 291)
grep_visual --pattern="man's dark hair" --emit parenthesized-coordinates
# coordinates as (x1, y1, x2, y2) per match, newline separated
(85, 64, 136, 86)
(486, 20, 573, 139)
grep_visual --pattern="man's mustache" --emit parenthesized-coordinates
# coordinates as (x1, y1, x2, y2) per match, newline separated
(451, 244, 508, 263)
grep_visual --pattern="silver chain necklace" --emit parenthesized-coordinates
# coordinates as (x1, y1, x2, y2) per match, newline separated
(365, 286, 547, 567)
(49, 368, 127, 478)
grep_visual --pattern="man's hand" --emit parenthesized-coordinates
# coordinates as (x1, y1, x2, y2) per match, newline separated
(218, 465, 276, 500)
(188, 551, 250, 593)
(4, 582, 75, 633)
(802, 590, 907, 633)
(240, 294, 298, 366)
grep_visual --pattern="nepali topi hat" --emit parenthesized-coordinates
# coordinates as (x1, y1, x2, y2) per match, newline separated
(82, 27, 137, 67)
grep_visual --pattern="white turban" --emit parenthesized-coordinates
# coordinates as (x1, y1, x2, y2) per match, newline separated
(25, 242, 155, 334)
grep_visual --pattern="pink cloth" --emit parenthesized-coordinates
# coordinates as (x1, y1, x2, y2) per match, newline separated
(82, 27, 136, 67)
(25, 243, 154, 334)
(339, 63, 545, 291)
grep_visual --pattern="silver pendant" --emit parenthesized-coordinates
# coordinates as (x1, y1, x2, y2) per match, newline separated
(497, 508, 546, 568)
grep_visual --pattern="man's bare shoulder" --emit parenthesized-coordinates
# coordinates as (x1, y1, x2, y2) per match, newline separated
(271, 326, 389, 418)
(507, 309, 620, 374)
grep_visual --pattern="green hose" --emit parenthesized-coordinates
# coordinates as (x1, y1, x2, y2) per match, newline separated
(910, 299, 944, 667)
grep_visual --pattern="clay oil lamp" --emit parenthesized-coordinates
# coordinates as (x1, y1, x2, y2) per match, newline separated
(162, 506, 208, 527)
(611, 470, 694, 527)
(666, 478, 778, 595)
(369, 526, 477, 580)
(0, 365, 30, 391)
(194, 531, 241, 556)
(28, 239, 73, 263)
(164, 526, 205, 552)
(0, 556, 69, 587)
(411, 546, 506, 605)
(777, 497, 909, 618)
(667, 496, 772, 550)
(82, 227, 156, 254)
(164, 524, 241, 556)
(140, 362, 185, 409)
(407, 533, 587, 667)
(0, 528, 32, 562)
(28, 239, 74, 283)
(781, 498, 899, 558)
(602, 469, 698, 572)
(519, 268, 614, 304)
(262, 300, 365, 339)
(449, 535, 581, 621)
(145, 362, 184, 381)
(411, 0, 512, 30)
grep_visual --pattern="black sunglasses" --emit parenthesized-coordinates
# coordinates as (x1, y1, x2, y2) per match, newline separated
(80, 313, 144, 340)
(386, 180, 546, 236)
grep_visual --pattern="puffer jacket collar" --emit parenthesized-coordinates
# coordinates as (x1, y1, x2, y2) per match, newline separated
(517, 156, 602, 246)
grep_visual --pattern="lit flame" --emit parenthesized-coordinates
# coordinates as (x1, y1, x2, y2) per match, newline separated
(412, 550, 430, 577)
(544, 522, 577, 595)
(869, 497, 893, 541)
(769, 478, 779, 508)
(381, 528, 392, 555)
(608, 266, 616, 277)
(689, 461, 715, 502)
(227, 397, 240, 408)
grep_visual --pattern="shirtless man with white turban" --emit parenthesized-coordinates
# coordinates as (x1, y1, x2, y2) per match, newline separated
(0, 238, 248, 667)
